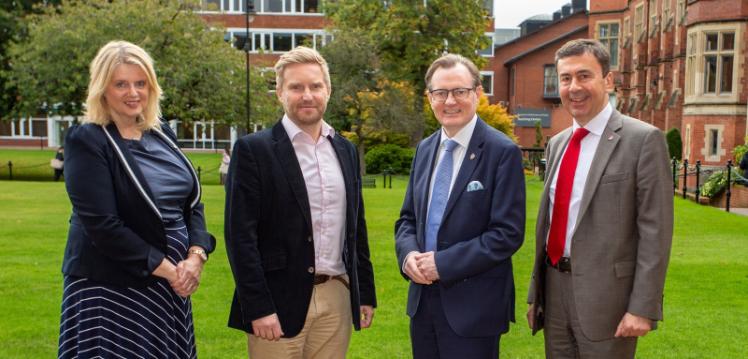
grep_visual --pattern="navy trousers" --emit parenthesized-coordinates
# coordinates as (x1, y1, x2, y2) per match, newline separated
(410, 285, 500, 359)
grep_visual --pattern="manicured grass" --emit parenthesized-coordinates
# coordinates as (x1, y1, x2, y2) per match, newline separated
(0, 178, 746, 357)
(0, 148, 224, 185)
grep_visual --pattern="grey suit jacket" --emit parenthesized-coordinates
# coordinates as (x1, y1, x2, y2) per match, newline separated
(528, 109, 674, 341)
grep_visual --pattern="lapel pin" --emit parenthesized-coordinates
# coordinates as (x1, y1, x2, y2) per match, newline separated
(608, 135, 614, 141)
(470, 153, 476, 160)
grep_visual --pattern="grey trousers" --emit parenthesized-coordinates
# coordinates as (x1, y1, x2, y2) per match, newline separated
(543, 266, 637, 359)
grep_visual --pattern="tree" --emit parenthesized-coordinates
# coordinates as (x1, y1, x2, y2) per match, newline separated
(325, 0, 491, 141)
(320, 30, 420, 174)
(5, 0, 279, 128)
(665, 127, 682, 161)
(1, 0, 63, 119)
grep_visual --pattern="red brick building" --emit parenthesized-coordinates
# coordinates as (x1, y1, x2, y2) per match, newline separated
(487, 6, 589, 148)
(589, 0, 747, 166)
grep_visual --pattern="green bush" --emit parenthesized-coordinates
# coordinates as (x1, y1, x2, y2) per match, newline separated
(666, 128, 683, 161)
(364, 144, 414, 174)
(700, 169, 742, 198)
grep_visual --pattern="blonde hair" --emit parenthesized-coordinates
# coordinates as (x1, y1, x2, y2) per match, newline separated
(83, 40, 162, 130)
(274, 46, 331, 91)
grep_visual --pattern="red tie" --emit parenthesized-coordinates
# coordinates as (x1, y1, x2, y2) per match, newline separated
(547, 127, 590, 265)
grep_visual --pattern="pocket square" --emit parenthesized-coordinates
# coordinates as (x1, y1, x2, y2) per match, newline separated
(466, 180, 484, 192)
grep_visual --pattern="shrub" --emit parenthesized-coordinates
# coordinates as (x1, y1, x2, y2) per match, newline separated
(364, 144, 414, 174)
(666, 128, 682, 161)
(700, 169, 742, 198)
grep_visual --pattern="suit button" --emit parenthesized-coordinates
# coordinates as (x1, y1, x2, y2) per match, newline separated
(308, 266, 314, 274)
(307, 236, 312, 242)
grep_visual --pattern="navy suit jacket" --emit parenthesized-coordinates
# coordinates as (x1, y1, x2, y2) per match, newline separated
(225, 120, 377, 337)
(395, 118, 525, 337)
(62, 122, 215, 287)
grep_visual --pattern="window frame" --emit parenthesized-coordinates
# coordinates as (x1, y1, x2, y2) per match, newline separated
(480, 71, 494, 96)
(543, 64, 559, 98)
(595, 20, 620, 70)
(684, 23, 742, 104)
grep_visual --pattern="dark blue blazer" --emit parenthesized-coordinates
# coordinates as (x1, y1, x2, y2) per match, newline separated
(395, 118, 525, 337)
(225, 120, 376, 338)
(62, 122, 215, 287)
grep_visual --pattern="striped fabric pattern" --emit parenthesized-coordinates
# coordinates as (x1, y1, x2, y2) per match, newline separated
(58, 221, 196, 359)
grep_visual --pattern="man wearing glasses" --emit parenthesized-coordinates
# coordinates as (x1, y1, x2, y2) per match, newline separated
(395, 53, 526, 358)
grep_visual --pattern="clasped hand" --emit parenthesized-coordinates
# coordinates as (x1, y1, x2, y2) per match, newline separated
(170, 256, 203, 298)
(403, 251, 439, 284)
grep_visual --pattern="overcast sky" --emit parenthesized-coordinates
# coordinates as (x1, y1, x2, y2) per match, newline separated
(493, 0, 577, 29)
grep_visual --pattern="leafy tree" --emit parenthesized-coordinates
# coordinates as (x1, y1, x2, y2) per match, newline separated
(665, 127, 682, 161)
(5, 0, 279, 129)
(325, 0, 491, 140)
(321, 30, 420, 174)
(1, 0, 63, 119)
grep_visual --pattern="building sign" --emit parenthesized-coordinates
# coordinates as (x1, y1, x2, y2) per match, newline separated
(514, 108, 551, 128)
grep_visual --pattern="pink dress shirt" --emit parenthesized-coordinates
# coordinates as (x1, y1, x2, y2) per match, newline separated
(282, 115, 347, 276)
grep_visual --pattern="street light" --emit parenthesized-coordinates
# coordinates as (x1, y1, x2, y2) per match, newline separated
(245, 2, 255, 133)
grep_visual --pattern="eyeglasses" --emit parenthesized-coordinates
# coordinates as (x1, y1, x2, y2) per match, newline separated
(428, 87, 475, 102)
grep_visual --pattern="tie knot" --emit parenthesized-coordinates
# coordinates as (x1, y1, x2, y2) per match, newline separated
(443, 139, 458, 152)
(571, 127, 590, 143)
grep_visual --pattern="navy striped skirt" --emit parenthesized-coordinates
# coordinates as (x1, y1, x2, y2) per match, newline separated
(58, 219, 196, 359)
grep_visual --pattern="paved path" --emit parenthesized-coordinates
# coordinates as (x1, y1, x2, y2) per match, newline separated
(720, 207, 748, 216)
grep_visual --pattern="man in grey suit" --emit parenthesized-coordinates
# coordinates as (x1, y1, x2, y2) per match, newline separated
(527, 39, 673, 358)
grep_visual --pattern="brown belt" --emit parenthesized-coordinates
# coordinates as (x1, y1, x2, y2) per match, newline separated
(313, 274, 349, 290)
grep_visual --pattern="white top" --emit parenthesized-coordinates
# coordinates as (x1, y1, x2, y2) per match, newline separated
(426, 115, 478, 213)
(548, 103, 612, 257)
(282, 115, 347, 276)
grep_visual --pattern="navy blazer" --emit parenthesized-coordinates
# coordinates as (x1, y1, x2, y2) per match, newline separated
(62, 122, 215, 287)
(225, 120, 376, 337)
(395, 118, 525, 337)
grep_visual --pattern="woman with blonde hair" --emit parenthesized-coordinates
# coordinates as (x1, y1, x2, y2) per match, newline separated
(57, 40, 215, 358)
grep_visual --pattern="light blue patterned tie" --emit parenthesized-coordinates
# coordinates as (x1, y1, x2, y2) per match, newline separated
(425, 139, 459, 253)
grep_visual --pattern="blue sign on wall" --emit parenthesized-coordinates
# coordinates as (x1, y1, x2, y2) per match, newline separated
(514, 108, 551, 128)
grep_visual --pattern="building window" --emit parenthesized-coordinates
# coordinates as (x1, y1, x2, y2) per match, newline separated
(706, 32, 733, 94)
(623, 17, 631, 48)
(702, 125, 725, 162)
(241, 0, 319, 14)
(649, 0, 659, 37)
(480, 71, 494, 96)
(543, 65, 558, 98)
(662, 0, 672, 31)
(676, 0, 686, 25)
(684, 124, 691, 160)
(597, 22, 619, 68)
(709, 129, 719, 156)
(685, 24, 740, 103)
(229, 29, 329, 53)
(201, 0, 245, 12)
(635, 4, 645, 42)
(478, 33, 494, 57)
(700, 31, 734, 95)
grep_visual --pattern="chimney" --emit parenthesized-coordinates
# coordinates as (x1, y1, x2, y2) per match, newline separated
(571, 0, 586, 12)
(553, 11, 561, 21)
(562, 3, 571, 17)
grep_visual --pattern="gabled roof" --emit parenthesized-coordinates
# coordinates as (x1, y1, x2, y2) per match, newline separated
(495, 11, 588, 50)
(503, 25, 588, 66)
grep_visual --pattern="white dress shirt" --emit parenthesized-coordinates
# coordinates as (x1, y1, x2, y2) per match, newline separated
(282, 115, 347, 276)
(548, 103, 612, 257)
(426, 115, 478, 213)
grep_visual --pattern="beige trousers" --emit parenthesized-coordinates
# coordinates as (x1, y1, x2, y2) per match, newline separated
(248, 276, 352, 359)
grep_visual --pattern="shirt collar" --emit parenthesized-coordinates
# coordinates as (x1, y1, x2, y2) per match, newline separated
(439, 114, 477, 149)
(572, 102, 612, 136)
(282, 114, 336, 142)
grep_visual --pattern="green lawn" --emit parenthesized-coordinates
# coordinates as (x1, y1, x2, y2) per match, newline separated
(0, 178, 746, 358)
(0, 148, 224, 185)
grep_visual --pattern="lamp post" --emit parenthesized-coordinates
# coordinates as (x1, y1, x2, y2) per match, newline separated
(245, 2, 255, 133)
